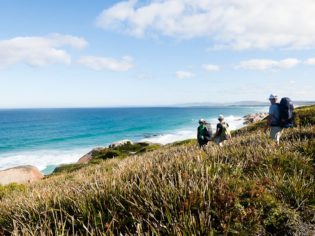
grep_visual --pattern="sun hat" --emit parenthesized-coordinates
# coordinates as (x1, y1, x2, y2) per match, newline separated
(218, 115, 224, 120)
(269, 94, 278, 100)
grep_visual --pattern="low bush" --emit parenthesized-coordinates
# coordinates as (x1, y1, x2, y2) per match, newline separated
(0, 183, 26, 200)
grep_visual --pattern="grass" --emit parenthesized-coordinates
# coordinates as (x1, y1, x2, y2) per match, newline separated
(0, 183, 26, 201)
(52, 142, 161, 174)
(0, 105, 314, 235)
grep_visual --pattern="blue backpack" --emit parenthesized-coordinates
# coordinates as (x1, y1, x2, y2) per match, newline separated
(279, 97, 294, 128)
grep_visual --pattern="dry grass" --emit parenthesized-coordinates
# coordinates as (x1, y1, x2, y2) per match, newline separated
(0, 106, 314, 235)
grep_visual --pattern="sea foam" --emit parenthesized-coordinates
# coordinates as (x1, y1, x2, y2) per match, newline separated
(0, 148, 90, 173)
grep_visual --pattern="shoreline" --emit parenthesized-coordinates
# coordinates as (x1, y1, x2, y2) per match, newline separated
(0, 111, 268, 178)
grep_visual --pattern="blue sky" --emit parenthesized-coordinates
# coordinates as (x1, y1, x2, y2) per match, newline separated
(0, 0, 314, 108)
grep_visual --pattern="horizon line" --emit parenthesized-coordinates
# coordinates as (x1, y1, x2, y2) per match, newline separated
(0, 100, 314, 110)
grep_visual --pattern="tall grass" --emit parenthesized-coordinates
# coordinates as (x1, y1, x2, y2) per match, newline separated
(0, 106, 314, 235)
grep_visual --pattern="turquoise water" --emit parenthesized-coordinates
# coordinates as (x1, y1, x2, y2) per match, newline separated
(0, 107, 267, 173)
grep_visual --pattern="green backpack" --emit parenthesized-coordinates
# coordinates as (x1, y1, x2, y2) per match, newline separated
(198, 125, 207, 140)
(220, 123, 231, 140)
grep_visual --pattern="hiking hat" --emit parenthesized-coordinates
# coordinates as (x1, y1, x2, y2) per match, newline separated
(218, 115, 224, 121)
(199, 118, 205, 124)
(269, 94, 278, 100)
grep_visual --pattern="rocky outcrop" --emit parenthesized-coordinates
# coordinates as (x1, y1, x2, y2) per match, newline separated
(243, 112, 268, 125)
(77, 147, 103, 164)
(109, 139, 133, 148)
(0, 165, 44, 185)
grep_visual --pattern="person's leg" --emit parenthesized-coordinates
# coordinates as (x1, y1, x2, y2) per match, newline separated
(198, 140, 207, 149)
(215, 137, 221, 145)
(270, 127, 282, 145)
(270, 127, 277, 140)
(275, 127, 283, 145)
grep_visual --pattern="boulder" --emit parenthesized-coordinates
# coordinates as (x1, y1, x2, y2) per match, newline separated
(243, 112, 268, 125)
(0, 165, 44, 185)
(77, 147, 103, 164)
(109, 139, 133, 148)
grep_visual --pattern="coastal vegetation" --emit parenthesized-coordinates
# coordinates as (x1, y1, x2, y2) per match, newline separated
(0, 105, 314, 235)
(53, 142, 161, 174)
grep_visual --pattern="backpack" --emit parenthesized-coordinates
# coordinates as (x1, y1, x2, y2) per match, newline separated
(279, 97, 294, 128)
(197, 125, 207, 141)
(220, 123, 231, 140)
(204, 123, 213, 141)
(198, 124, 212, 141)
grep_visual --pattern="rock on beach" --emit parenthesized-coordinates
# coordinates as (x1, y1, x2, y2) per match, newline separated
(0, 165, 44, 185)
(243, 112, 268, 125)
(77, 147, 103, 164)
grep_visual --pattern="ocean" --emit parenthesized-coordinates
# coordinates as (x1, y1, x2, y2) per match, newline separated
(0, 106, 267, 174)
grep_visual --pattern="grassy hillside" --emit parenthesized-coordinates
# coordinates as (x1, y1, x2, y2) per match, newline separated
(52, 142, 161, 174)
(0, 106, 314, 235)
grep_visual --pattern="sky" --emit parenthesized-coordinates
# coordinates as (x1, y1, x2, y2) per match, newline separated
(0, 0, 315, 108)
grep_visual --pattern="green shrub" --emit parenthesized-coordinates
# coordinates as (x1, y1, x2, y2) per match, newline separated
(0, 183, 26, 200)
(171, 139, 196, 146)
(296, 139, 315, 162)
(294, 105, 315, 127)
(92, 142, 161, 160)
(53, 163, 85, 174)
(97, 149, 121, 159)
(263, 204, 300, 235)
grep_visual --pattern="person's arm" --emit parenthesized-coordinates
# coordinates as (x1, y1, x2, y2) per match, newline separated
(214, 124, 221, 138)
(265, 106, 272, 131)
(267, 113, 272, 126)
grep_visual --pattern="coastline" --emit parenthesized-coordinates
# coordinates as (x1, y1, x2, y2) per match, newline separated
(1, 105, 314, 234)
(0, 108, 268, 177)
(0, 111, 268, 181)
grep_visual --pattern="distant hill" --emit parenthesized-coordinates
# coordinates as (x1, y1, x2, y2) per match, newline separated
(175, 100, 315, 107)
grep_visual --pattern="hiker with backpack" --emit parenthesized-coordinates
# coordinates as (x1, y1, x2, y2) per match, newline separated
(267, 94, 294, 145)
(197, 119, 212, 149)
(214, 115, 231, 146)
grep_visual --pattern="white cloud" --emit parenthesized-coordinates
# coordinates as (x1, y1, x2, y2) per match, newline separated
(304, 58, 315, 65)
(202, 64, 220, 72)
(176, 70, 194, 79)
(48, 34, 88, 49)
(237, 58, 300, 71)
(79, 56, 134, 71)
(0, 34, 87, 69)
(97, 0, 315, 50)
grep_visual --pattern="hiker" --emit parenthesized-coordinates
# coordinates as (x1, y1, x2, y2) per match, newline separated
(267, 94, 282, 145)
(214, 115, 231, 146)
(197, 119, 212, 149)
(267, 94, 294, 145)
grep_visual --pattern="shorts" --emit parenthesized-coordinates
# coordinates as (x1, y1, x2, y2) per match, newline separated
(215, 136, 224, 144)
(270, 126, 283, 143)
(198, 139, 208, 147)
